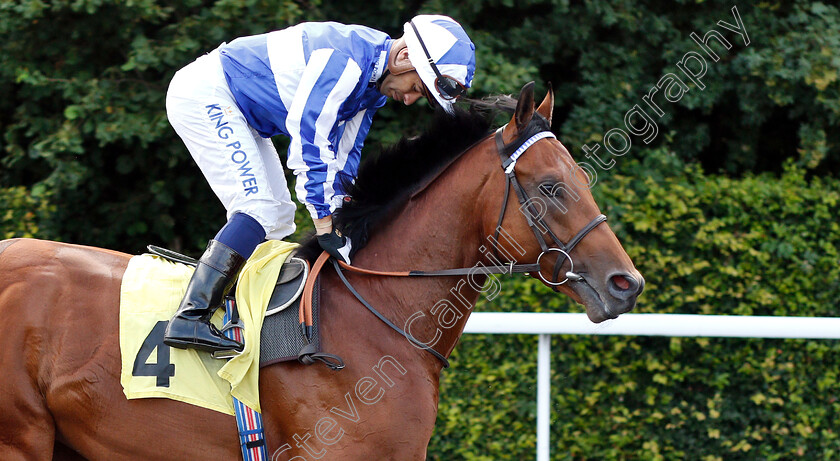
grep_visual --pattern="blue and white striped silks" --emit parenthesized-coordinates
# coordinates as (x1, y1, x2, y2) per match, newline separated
(219, 23, 390, 220)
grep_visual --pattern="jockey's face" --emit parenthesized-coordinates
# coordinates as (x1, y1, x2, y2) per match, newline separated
(378, 44, 428, 106)
(379, 71, 428, 106)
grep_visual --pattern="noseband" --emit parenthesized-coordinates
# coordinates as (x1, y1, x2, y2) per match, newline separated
(492, 113, 607, 285)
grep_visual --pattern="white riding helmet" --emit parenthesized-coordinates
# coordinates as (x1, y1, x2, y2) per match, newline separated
(403, 15, 476, 114)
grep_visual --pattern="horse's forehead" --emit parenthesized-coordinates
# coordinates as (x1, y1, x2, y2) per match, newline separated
(528, 137, 576, 171)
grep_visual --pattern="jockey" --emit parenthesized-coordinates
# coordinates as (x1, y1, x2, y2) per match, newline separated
(163, 15, 477, 354)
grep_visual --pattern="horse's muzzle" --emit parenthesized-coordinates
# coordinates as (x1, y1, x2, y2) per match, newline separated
(569, 272, 644, 323)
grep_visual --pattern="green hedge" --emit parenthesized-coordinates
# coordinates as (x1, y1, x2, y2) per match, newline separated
(5, 1, 840, 252)
(0, 185, 54, 239)
(429, 156, 840, 460)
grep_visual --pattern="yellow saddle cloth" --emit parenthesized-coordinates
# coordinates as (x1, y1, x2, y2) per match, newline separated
(119, 240, 298, 415)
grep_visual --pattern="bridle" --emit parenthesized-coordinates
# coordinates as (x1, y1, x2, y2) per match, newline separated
(492, 112, 607, 286)
(328, 113, 607, 367)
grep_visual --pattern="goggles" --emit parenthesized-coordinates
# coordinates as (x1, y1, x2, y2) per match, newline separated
(409, 21, 468, 101)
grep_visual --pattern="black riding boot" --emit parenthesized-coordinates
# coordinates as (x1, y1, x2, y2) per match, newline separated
(164, 240, 246, 354)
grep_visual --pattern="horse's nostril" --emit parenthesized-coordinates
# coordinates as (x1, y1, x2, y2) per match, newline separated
(612, 275, 631, 291)
(608, 273, 640, 300)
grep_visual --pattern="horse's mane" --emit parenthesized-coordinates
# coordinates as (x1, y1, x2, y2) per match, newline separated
(297, 96, 517, 261)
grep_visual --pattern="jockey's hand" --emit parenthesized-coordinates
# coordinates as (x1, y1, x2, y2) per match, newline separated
(317, 229, 352, 264)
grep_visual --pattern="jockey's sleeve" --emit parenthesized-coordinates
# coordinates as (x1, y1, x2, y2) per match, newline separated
(334, 108, 376, 189)
(285, 49, 363, 220)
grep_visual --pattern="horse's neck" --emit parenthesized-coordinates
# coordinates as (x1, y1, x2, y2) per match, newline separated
(352, 141, 497, 359)
(258, 142, 500, 454)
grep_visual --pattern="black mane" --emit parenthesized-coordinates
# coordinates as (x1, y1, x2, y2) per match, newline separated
(297, 102, 510, 261)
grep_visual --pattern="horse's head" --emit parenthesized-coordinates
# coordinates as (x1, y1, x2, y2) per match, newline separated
(483, 82, 644, 322)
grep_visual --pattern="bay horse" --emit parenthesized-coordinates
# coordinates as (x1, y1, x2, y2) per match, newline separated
(0, 83, 643, 460)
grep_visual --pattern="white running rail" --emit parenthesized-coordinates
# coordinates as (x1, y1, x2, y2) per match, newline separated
(463, 313, 840, 461)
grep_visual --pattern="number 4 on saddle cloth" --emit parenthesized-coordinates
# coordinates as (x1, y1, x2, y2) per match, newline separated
(118, 240, 342, 417)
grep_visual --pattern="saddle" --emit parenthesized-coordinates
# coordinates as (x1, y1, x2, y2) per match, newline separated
(147, 245, 344, 369)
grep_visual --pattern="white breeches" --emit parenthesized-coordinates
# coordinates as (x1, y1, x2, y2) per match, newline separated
(166, 49, 297, 240)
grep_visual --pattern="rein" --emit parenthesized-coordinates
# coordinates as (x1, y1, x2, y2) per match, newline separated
(331, 259, 450, 367)
(327, 114, 606, 367)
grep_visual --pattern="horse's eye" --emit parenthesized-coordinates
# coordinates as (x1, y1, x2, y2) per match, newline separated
(539, 183, 559, 198)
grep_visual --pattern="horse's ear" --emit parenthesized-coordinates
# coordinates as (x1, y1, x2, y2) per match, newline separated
(536, 82, 554, 125)
(512, 81, 535, 133)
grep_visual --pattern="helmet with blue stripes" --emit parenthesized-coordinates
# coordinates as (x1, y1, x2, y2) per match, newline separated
(403, 15, 476, 114)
